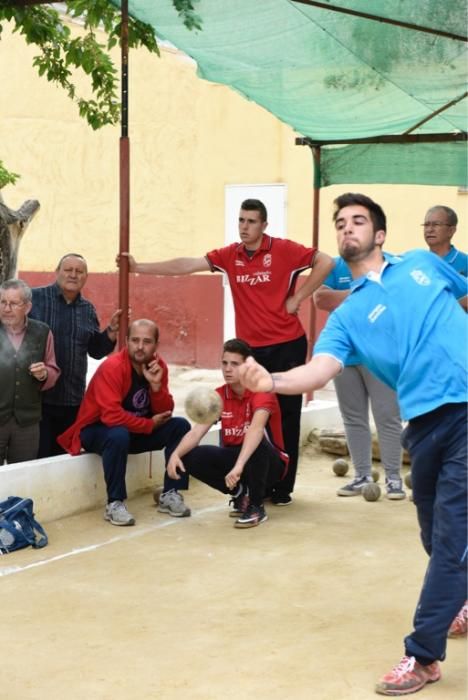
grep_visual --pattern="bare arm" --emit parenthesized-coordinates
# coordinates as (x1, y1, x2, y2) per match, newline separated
(118, 253, 210, 275)
(286, 252, 334, 314)
(225, 409, 269, 490)
(313, 285, 350, 312)
(166, 423, 211, 480)
(239, 354, 341, 395)
(459, 295, 467, 311)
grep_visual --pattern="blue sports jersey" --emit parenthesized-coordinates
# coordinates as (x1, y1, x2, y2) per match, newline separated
(441, 244, 467, 277)
(322, 256, 352, 290)
(314, 249, 467, 420)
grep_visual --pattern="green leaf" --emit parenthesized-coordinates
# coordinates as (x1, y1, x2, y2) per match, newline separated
(0, 160, 20, 190)
(0, 1, 202, 159)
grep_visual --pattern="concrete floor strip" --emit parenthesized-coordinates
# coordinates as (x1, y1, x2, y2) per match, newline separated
(0, 502, 226, 578)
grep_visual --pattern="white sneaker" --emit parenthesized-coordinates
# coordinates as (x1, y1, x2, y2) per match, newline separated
(104, 500, 135, 526)
(157, 489, 191, 517)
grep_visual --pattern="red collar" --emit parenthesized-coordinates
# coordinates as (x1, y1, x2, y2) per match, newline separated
(236, 234, 272, 258)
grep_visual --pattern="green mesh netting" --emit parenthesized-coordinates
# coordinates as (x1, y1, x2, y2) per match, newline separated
(112, 0, 467, 186)
(320, 142, 467, 186)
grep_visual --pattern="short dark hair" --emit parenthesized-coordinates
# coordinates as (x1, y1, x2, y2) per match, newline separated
(223, 338, 252, 360)
(333, 193, 386, 232)
(56, 253, 88, 272)
(127, 319, 159, 342)
(426, 205, 458, 226)
(240, 199, 268, 222)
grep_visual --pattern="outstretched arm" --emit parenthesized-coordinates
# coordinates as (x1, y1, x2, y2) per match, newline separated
(118, 253, 210, 275)
(239, 354, 341, 395)
(286, 252, 334, 314)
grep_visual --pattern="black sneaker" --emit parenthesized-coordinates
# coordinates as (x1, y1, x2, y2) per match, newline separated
(234, 504, 268, 528)
(228, 492, 250, 518)
(271, 493, 292, 506)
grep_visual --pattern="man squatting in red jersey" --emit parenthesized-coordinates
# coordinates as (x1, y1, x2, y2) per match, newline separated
(166, 338, 289, 528)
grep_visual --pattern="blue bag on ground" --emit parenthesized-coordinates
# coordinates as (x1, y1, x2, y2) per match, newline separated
(0, 496, 48, 554)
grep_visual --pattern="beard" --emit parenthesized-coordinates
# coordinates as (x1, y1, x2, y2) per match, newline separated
(340, 237, 377, 263)
(129, 351, 150, 366)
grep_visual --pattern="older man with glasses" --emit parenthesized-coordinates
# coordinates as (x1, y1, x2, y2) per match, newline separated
(0, 279, 60, 464)
(422, 206, 467, 276)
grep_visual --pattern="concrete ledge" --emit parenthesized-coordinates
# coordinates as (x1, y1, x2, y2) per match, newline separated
(301, 400, 342, 433)
(0, 426, 223, 523)
(0, 402, 341, 523)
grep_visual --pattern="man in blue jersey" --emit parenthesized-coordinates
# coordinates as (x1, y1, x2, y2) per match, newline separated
(239, 193, 467, 697)
(422, 205, 467, 276)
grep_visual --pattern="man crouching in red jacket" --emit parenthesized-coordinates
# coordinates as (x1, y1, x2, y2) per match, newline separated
(58, 319, 191, 526)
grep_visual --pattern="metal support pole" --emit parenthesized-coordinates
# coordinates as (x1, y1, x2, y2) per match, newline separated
(306, 145, 321, 403)
(118, 0, 130, 348)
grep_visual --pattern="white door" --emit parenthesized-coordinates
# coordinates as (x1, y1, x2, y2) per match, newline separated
(223, 184, 287, 340)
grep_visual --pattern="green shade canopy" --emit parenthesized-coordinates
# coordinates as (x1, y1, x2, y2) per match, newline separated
(113, 0, 467, 186)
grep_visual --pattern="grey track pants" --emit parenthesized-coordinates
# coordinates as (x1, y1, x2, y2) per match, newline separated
(333, 365, 402, 479)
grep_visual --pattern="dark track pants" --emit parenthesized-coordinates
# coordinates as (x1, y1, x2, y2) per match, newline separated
(80, 417, 191, 503)
(252, 334, 307, 496)
(39, 404, 80, 458)
(182, 438, 284, 506)
(402, 402, 467, 664)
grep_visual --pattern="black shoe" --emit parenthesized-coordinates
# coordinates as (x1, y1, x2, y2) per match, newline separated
(228, 492, 250, 518)
(234, 504, 268, 528)
(271, 493, 292, 506)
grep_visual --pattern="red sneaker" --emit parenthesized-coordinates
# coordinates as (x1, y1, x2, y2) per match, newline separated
(375, 655, 441, 696)
(448, 601, 468, 639)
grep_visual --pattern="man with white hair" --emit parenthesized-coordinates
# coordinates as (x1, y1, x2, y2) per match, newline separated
(0, 279, 59, 463)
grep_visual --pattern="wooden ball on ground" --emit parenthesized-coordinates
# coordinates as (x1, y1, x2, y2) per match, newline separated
(153, 486, 164, 505)
(362, 482, 381, 501)
(404, 472, 412, 489)
(332, 458, 349, 477)
(185, 386, 223, 424)
(371, 468, 380, 483)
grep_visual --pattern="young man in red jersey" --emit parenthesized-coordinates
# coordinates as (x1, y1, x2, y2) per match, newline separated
(166, 338, 289, 528)
(120, 199, 332, 505)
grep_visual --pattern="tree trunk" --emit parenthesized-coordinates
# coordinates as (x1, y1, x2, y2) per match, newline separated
(0, 193, 40, 283)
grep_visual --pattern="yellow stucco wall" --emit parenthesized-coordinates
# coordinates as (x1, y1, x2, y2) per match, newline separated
(0, 19, 466, 273)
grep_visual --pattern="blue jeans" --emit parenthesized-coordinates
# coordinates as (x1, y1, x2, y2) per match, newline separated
(81, 417, 191, 503)
(402, 403, 467, 664)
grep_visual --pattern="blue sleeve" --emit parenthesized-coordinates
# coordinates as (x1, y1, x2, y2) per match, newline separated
(322, 257, 344, 289)
(322, 267, 339, 289)
(322, 257, 353, 290)
(429, 251, 468, 299)
(313, 310, 360, 366)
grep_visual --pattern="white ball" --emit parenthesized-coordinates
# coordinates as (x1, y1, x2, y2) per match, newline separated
(184, 387, 223, 425)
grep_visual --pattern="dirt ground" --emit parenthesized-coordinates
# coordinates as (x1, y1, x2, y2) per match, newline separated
(2, 438, 466, 700)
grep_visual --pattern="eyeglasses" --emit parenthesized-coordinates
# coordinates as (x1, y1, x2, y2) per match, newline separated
(421, 222, 451, 229)
(0, 300, 26, 309)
